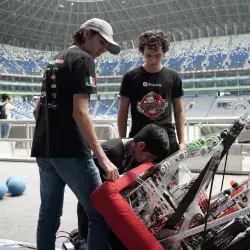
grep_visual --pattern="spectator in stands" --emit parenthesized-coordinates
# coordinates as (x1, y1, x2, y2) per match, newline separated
(31, 18, 121, 250)
(0, 93, 14, 138)
(76, 123, 170, 249)
(118, 29, 186, 156)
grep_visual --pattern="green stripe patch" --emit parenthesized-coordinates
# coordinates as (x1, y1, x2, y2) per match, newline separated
(85, 76, 96, 86)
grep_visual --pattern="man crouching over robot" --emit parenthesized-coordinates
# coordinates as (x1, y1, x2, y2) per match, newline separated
(66, 124, 171, 250)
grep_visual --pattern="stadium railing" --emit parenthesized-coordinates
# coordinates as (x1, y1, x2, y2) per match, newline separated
(0, 117, 249, 175)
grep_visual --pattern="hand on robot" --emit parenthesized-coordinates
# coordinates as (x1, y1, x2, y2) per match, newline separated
(179, 142, 187, 150)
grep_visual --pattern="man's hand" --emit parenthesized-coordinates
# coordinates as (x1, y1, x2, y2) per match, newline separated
(179, 142, 187, 150)
(98, 158, 119, 181)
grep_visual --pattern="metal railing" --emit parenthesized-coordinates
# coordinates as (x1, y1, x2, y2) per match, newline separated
(0, 116, 249, 162)
(0, 118, 120, 161)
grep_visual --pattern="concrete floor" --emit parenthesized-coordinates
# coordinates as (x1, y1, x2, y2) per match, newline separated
(0, 161, 249, 249)
(0, 161, 78, 249)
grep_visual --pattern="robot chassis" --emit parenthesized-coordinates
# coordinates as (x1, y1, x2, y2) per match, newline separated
(121, 113, 250, 250)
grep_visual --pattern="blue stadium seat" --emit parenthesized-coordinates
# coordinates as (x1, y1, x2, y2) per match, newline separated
(95, 100, 114, 116)
(0, 34, 249, 78)
(228, 35, 249, 69)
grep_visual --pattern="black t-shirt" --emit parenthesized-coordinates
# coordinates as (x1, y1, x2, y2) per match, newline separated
(93, 138, 125, 178)
(31, 47, 97, 157)
(119, 66, 183, 142)
(93, 138, 139, 179)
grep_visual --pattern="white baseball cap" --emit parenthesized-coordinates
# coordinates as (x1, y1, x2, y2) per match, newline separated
(80, 18, 120, 55)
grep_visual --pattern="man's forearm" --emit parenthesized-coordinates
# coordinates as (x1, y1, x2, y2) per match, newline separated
(33, 100, 40, 121)
(33, 110, 38, 121)
(73, 110, 107, 161)
(117, 111, 128, 138)
(174, 111, 186, 144)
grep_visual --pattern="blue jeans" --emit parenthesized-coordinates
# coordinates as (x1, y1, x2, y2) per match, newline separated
(36, 157, 109, 250)
(1, 123, 11, 138)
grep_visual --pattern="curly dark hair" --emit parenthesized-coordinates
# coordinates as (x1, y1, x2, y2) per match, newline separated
(138, 29, 170, 54)
(72, 28, 99, 45)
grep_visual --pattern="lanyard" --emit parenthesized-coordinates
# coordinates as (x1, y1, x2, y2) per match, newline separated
(119, 139, 135, 174)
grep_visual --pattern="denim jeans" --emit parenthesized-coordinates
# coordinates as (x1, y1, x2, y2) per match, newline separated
(36, 157, 109, 250)
(1, 123, 11, 138)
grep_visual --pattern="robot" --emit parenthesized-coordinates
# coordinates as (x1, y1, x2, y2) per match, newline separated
(91, 113, 250, 250)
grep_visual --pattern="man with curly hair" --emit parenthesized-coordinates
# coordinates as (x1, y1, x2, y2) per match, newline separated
(118, 29, 186, 156)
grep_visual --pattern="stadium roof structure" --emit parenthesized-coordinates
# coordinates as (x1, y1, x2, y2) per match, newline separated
(1, 0, 250, 51)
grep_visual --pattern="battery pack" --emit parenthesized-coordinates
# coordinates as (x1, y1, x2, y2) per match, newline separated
(201, 218, 248, 250)
(224, 229, 250, 250)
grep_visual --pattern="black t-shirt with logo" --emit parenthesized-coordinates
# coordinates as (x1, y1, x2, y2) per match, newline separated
(31, 47, 97, 157)
(119, 66, 184, 142)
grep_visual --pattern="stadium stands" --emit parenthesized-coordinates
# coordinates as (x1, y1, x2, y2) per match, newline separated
(206, 36, 230, 70)
(5, 96, 249, 120)
(0, 44, 56, 75)
(229, 34, 250, 69)
(27, 49, 57, 71)
(168, 41, 192, 71)
(10, 99, 34, 119)
(4, 45, 41, 75)
(95, 99, 115, 116)
(88, 100, 97, 115)
(98, 53, 119, 76)
(0, 45, 23, 75)
(116, 50, 141, 75)
(185, 38, 210, 71)
(0, 34, 249, 120)
(0, 34, 249, 77)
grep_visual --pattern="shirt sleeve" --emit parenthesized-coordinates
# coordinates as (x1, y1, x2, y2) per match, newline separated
(171, 73, 184, 99)
(71, 55, 97, 95)
(93, 139, 123, 167)
(119, 73, 131, 98)
(6, 103, 14, 112)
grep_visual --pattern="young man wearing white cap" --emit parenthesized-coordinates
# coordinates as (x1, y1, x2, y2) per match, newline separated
(31, 18, 120, 250)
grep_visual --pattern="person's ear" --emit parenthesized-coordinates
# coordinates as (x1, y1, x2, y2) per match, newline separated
(82, 28, 91, 40)
(137, 142, 145, 151)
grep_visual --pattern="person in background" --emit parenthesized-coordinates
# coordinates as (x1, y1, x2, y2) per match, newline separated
(118, 29, 186, 156)
(0, 93, 14, 138)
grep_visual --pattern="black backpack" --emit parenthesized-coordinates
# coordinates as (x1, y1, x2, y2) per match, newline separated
(0, 103, 7, 119)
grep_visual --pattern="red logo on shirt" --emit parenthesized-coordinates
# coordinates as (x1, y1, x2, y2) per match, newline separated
(55, 59, 64, 64)
(50, 75, 56, 80)
(137, 91, 168, 119)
